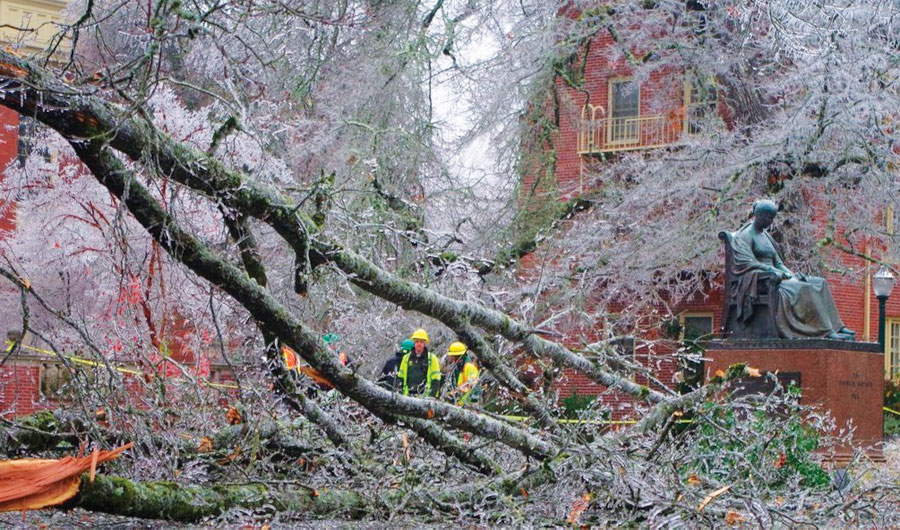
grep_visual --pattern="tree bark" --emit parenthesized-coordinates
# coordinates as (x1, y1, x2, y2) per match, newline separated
(0, 410, 82, 453)
(76, 466, 552, 523)
(77, 474, 371, 522)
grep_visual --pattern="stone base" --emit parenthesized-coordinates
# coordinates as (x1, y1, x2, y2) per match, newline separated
(705, 339, 884, 462)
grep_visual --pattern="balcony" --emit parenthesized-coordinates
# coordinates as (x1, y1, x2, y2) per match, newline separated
(577, 106, 686, 155)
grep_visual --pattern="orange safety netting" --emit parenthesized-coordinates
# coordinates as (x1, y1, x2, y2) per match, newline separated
(0, 442, 133, 512)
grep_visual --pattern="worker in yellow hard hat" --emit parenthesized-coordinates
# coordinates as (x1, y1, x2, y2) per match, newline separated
(445, 342, 480, 405)
(396, 328, 442, 397)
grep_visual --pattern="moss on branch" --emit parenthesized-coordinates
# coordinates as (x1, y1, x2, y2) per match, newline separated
(78, 474, 367, 522)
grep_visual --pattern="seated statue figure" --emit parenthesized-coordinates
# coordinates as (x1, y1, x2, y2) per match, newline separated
(730, 199, 855, 340)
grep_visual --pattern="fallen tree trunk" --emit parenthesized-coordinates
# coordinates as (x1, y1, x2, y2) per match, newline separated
(0, 48, 710, 466)
(77, 474, 371, 522)
(76, 466, 553, 523)
(0, 444, 133, 513)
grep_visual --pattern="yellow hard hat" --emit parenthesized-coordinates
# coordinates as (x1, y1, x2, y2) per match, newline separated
(410, 328, 429, 342)
(447, 342, 467, 356)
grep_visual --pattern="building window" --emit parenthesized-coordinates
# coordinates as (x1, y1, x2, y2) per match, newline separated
(608, 78, 640, 143)
(17, 116, 37, 167)
(678, 312, 713, 393)
(884, 205, 895, 236)
(17, 117, 55, 167)
(680, 312, 714, 341)
(609, 335, 638, 382)
(40, 362, 72, 399)
(609, 335, 635, 357)
(684, 73, 717, 134)
(887, 319, 900, 380)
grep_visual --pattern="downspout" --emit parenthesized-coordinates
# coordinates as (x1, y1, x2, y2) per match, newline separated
(864, 244, 871, 342)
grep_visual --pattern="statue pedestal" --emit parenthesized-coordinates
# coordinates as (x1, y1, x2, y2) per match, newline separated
(705, 340, 884, 462)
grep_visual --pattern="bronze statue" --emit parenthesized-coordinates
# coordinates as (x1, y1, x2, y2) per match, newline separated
(726, 199, 855, 340)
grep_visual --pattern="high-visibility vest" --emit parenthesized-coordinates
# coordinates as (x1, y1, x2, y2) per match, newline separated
(453, 359, 480, 404)
(455, 361, 479, 388)
(397, 351, 441, 397)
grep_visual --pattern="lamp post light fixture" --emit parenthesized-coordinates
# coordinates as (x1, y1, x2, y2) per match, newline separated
(873, 265, 896, 350)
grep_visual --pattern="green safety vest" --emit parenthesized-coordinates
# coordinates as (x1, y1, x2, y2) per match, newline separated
(397, 351, 441, 397)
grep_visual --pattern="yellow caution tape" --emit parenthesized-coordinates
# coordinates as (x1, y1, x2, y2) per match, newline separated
(503, 407, 900, 426)
(5, 341, 239, 390)
(500, 414, 697, 426)
(500, 414, 638, 425)
(11, 339, 900, 420)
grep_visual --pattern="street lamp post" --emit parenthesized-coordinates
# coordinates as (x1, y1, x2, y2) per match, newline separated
(873, 266, 896, 350)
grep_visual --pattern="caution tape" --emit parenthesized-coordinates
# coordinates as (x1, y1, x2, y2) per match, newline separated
(502, 408, 900, 426)
(500, 415, 697, 425)
(11, 340, 900, 419)
(502, 414, 649, 425)
(5, 341, 239, 390)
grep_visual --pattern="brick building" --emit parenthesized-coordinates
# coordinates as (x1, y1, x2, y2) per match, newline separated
(520, 4, 900, 412)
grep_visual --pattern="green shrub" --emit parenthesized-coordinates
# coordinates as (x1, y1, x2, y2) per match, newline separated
(561, 390, 596, 419)
(884, 379, 900, 437)
(683, 394, 830, 490)
(885, 378, 900, 410)
(885, 412, 900, 438)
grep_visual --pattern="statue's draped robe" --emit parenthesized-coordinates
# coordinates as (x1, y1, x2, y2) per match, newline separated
(730, 227, 845, 339)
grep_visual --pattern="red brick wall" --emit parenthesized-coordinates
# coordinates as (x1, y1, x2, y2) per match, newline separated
(0, 105, 17, 236)
(0, 357, 240, 419)
(551, 289, 720, 418)
(0, 364, 42, 416)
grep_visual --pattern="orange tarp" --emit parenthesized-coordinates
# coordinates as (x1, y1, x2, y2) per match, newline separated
(297, 365, 334, 388)
(0, 442, 133, 512)
(282, 345, 299, 371)
(283, 345, 347, 390)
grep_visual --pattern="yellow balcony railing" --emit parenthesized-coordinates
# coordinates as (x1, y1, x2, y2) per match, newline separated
(577, 107, 686, 154)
